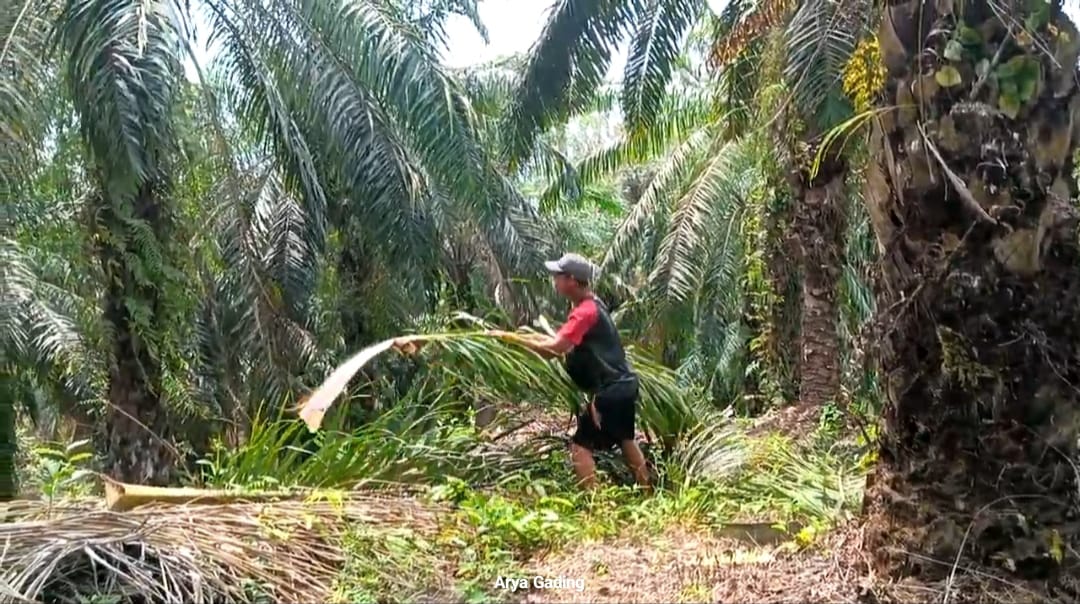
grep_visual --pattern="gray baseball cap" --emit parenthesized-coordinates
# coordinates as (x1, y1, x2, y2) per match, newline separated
(544, 253, 598, 283)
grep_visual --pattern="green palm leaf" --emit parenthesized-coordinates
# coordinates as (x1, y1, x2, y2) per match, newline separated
(0, 0, 59, 196)
(621, 0, 705, 134)
(538, 92, 715, 208)
(504, 0, 638, 170)
(783, 0, 862, 132)
(602, 126, 713, 271)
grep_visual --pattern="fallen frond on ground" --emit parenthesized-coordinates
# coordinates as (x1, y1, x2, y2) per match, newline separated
(0, 492, 444, 604)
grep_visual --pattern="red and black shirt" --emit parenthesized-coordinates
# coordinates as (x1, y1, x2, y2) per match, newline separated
(557, 296, 635, 393)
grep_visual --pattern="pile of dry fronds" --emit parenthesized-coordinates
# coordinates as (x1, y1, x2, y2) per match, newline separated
(0, 492, 444, 603)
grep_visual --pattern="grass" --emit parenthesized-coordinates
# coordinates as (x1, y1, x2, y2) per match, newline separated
(7, 321, 874, 603)
(323, 416, 868, 603)
(10, 401, 870, 603)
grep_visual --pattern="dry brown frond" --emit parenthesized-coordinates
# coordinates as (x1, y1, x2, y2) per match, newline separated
(709, 0, 795, 71)
(0, 492, 444, 603)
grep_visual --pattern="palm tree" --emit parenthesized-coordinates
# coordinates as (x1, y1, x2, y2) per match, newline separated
(861, 0, 1080, 580)
(713, 0, 875, 409)
(508, 0, 868, 409)
(2, 0, 545, 485)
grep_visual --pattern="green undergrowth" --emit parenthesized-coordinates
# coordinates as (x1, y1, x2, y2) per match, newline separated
(14, 402, 874, 604)
(330, 425, 871, 603)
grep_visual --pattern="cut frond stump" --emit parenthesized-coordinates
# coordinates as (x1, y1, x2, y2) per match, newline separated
(0, 493, 444, 603)
(102, 476, 295, 511)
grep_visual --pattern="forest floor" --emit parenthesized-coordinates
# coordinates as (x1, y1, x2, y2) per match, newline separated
(519, 523, 871, 603)
(517, 523, 1061, 604)
(9, 404, 1070, 604)
(444, 405, 1064, 604)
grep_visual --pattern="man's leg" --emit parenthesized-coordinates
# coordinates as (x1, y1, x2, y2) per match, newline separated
(619, 439, 651, 491)
(569, 406, 599, 490)
(569, 442, 598, 489)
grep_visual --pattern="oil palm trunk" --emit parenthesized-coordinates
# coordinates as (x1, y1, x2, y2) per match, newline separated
(95, 185, 176, 486)
(0, 379, 15, 500)
(791, 155, 846, 408)
(55, 1, 184, 486)
(863, 0, 1080, 579)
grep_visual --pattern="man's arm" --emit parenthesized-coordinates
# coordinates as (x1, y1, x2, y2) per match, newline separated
(524, 300, 598, 358)
(516, 333, 575, 357)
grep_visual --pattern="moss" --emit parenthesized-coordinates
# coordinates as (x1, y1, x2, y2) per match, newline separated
(936, 325, 993, 389)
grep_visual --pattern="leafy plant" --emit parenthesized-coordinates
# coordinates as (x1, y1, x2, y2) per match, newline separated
(28, 439, 96, 506)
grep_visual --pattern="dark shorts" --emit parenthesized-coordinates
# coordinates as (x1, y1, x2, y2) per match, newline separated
(571, 377, 639, 451)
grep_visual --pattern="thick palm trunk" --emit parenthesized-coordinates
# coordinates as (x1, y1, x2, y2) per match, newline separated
(97, 186, 175, 486)
(792, 165, 846, 408)
(863, 2, 1080, 580)
(744, 179, 801, 408)
(764, 200, 802, 402)
(0, 384, 16, 500)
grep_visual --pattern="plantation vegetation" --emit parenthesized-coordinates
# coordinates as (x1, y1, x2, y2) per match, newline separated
(2, 0, 1079, 602)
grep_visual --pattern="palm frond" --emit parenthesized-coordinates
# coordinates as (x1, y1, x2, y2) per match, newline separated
(783, 0, 865, 132)
(0, 494, 443, 603)
(0, 0, 59, 195)
(0, 236, 102, 403)
(55, 0, 185, 198)
(504, 0, 639, 170)
(621, 0, 705, 134)
(708, 0, 793, 70)
(601, 126, 713, 271)
(539, 92, 715, 207)
(643, 135, 760, 311)
(644, 147, 725, 308)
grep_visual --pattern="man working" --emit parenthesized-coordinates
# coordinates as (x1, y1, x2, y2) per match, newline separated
(517, 252, 651, 491)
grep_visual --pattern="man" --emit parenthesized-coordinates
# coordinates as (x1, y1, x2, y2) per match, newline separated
(518, 252, 651, 491)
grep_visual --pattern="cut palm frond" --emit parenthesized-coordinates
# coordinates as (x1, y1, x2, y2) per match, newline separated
(293, 323, 709, 459)
(296, 330, 552, 431)
(0, 493, 444, 603)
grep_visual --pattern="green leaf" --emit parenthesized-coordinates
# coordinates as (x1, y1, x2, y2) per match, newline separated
(975, 59, 991, 79)
(997, 60, 1019, 80)
(1017, 56, 1041, 80)
(935, 66, 963, 87)
(1017, 73, 1039, 102)
(1025, 0, 1050, 31)
(944, 40, 965, 62)
(999, 93, 1021, 118)
(997, 55, 1039, 83)
(621, 0, 705, 133)
(958, 25, 982, 46)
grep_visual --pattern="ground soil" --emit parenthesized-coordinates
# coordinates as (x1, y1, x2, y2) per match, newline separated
(476, 405, 1078, 603)
(511, 523, 1076, 604)
(746, 403, 824, 440)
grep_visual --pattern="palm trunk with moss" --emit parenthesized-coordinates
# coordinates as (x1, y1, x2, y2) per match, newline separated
(863, 1, 1080, 579)
(791, 152, 847, 409)
(0, 383, 16, 500)
(96, 185, 176, 486)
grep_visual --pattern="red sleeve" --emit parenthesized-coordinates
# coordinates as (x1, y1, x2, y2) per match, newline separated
(557, 299, 598, 346)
